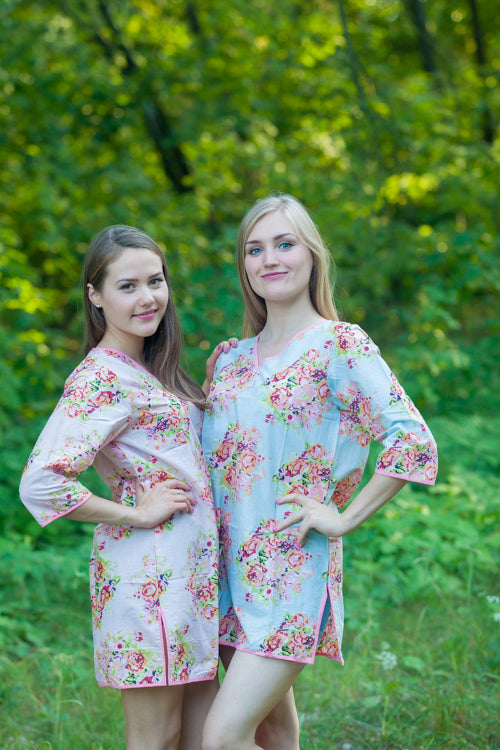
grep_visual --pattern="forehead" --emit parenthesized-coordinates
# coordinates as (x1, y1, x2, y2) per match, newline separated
(105, 247, 163, 278)
(248, 209, 296, 240)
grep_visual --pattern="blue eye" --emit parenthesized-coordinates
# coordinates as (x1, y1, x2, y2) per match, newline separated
(248, 247, 262, 256)
(120, 283, 134, 291)
(279, 241, 293, 250)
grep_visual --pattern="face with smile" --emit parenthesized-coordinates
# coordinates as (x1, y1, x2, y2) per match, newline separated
(244, 210, 314, 307)
(87, 247, 169, 360)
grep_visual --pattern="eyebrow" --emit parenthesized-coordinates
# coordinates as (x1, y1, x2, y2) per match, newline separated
(115, 272, 164, 284)
(245, 233, 297, 246)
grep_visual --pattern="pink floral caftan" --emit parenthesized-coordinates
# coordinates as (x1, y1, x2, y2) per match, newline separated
(20, 348, 218, 688)
(201, 321, 437, 665)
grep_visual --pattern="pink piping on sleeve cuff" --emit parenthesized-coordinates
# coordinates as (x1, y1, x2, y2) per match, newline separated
(38, 489, 93, 527)
(375, 467, 437, 487)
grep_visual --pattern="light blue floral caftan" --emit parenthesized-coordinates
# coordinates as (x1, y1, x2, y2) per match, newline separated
(201, 321, 437, 664)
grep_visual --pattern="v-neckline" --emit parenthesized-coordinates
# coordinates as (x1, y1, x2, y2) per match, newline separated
(254, 319, 329, 368)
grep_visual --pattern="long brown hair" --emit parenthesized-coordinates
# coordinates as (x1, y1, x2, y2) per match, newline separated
(237, 194, 339, 336)
(83, 225, 206, 407)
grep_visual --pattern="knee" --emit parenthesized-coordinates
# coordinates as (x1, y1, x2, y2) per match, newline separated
(163, 723, 182, 750)
(201, 727, 225, 750)
(202, 719, 239, 750)
(256, 712, 300, 750)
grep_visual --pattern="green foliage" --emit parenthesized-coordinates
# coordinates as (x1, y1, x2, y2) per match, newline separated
(0, 2, 498, 743)
(347, 415, 500, 607)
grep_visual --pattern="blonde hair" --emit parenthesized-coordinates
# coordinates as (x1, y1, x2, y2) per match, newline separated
(83, 225, 206, 408)
(237, 193, 338, 336)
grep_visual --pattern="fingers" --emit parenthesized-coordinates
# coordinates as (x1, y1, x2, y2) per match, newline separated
(217, 338, 238, 354)
(169, 486, 195, 513)
(276, 493, 305, 506)
(161, 479, 191, 491)
(275, 512, 302, 533)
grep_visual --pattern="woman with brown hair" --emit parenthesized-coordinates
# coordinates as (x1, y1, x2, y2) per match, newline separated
(20, 225, 233, 750)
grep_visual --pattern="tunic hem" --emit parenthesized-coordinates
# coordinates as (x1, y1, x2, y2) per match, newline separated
(97, 672, 218, 690)
(219, 639, 344, 666)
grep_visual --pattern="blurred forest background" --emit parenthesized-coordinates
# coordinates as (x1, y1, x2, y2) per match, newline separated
(0, 0, 499, 748)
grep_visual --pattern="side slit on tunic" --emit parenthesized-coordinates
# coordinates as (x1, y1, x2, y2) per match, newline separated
(201, 321, 438, 665)
(20, 348, 219, 688)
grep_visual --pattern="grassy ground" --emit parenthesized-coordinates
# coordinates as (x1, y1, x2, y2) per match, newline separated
(2, 416, 498, 748)
(1, 589, 498, 749)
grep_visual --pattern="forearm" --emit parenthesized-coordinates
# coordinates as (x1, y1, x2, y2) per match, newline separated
(337, 473, 407, 535)
(65, 493, 138, 526)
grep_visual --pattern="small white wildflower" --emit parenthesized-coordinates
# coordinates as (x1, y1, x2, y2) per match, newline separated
(494, 613, 500, 622)
(342, 744, 353, 750)
(486, 595, 500, 605)
(375, 650, 398, 670)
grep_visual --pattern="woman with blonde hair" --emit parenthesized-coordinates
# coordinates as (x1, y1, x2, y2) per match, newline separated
(201, 194, 438, 749)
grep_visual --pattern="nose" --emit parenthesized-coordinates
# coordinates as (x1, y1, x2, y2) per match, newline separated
(138, 285, 155, 306)
(262, 246, 278, 266)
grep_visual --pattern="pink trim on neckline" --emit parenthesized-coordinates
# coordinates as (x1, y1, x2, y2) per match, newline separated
(254, 319, 330, 368)
(91, 347, 151, 376)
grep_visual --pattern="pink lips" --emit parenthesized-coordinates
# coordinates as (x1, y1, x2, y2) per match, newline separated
(134, 310, 157, 319)
(261, 272, 287, 280)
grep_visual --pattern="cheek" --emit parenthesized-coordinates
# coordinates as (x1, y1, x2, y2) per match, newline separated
(160, 288, 169, 310)
(244, 256, 259, 280)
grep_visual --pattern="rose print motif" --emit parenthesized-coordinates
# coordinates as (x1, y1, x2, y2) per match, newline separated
(329, 323, 380, 362)
(260, 612, 317, 660)
(388, 372, 424, 419)
(182, 530, 218, 622)
(90, 551, 121, 630)
(236, 519, 314, 604)
(376, 430, 438, 483)
(168, 625, 197, 682)
(274, 443, 337, 503)
(261, 350, 332, 431)
(208, 422, 265, 502)
(337, 381, 385, 447)
(133, 400, 189, 449)
(331, 468, 364, 509)
(317, 615, 343, 661)
(132, 554, 172, 626)
(210, 353, 257, 415)
(216, 506, 233, 591)
(60, 368, 122, 419)
(95, 630, 164, 687)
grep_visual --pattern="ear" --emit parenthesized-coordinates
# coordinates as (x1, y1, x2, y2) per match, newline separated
(87, 283, 102, 309)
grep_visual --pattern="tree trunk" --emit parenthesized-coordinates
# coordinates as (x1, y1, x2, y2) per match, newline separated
(403, 0, 437, 74)
(466, 0, 495, 144)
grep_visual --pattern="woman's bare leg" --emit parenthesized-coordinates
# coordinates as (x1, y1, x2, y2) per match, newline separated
(202, 650, 304, 750)
(179, 678, 219, 750)
(219, 646, 300, 750)
(121, 684, 184, 750)
(255, 687, 300, 750)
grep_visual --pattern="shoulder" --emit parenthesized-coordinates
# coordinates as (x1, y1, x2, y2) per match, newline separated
(64, 349, 121, 390)
(323, 321, 380, 358)
(60, 350, 134, 415)
(216, 337, 255, 368)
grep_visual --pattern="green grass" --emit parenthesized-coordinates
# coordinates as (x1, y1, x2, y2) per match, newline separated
(1, 587, 498, 749)
(2, 414, 499, 748)
(296, 596, 500, 749)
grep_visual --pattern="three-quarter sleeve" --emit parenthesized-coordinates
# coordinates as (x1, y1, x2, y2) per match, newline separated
(328, 323, 438, 485)
(19, 360, 131, 526)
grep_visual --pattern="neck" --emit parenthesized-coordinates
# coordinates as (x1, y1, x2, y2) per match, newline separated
(260, 299, 325, 344)
(97, 332, 146, 366)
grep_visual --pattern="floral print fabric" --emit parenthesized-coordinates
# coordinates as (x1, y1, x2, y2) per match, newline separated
(20, 348, 218, 688)
(202, 321, 437, 664)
